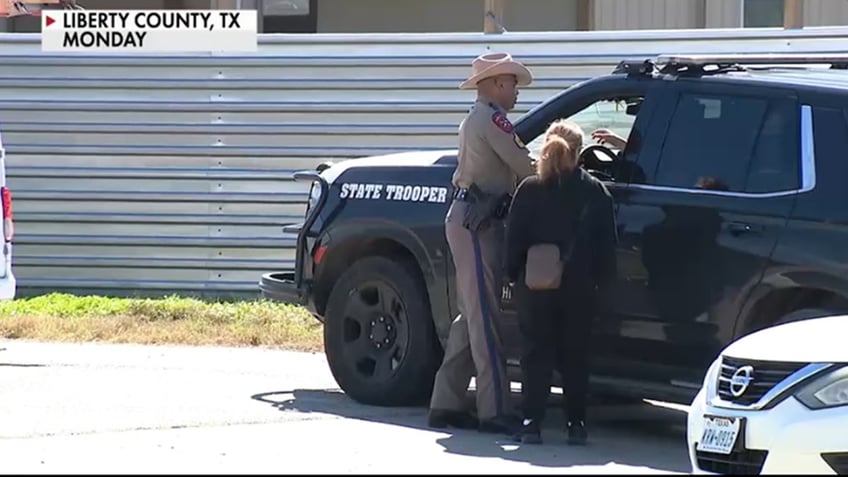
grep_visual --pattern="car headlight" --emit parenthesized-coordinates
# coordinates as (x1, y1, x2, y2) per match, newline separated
(795, 365, 848, 410)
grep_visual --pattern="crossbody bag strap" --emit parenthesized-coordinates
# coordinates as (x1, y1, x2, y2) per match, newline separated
(559, 184, 591, 262)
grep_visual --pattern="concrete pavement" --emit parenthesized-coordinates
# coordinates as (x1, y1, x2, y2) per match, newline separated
(0, 340, 692, 474)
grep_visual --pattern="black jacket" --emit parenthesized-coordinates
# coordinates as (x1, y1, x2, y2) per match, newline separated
(504, 167, 618, 294)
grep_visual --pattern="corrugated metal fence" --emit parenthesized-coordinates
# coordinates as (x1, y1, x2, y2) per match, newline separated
(1, 27, 847, 297)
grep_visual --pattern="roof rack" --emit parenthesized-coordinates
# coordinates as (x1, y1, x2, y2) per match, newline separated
(612, 59, 658, 76)
(613, 53, 848, 77)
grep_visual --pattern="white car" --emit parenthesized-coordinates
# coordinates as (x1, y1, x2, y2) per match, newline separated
(0, 127, 16, 300)
(687, 315, 848, 474)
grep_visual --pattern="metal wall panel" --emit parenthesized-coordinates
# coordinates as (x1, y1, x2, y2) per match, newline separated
(594, 0, 704, 31)
(1, 28, 847, 296)
(705, 0, 742, 28)
(316, 0, 580, 33)
(805, 0, 848, 27)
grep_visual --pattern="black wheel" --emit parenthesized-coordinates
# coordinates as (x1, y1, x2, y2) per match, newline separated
(323, 255, 440, 406)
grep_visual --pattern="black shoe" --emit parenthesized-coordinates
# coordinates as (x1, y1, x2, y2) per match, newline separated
(478, 414, 521, 435)
(511, 418, 542, 444)
(427, 409, 479, 430)
(566, 420, 588, 446)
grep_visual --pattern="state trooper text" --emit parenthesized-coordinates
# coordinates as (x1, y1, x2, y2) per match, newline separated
(339, 183, 449, 203)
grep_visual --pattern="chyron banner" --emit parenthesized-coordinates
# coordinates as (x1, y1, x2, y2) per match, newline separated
(1, 0, 62, 17)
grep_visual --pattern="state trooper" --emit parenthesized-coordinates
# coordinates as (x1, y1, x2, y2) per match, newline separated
(427, 52, 536, 434)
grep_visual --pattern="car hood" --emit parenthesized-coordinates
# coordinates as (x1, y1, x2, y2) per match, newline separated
(722, 314, 848, 363)
(320, 150, 458, 184)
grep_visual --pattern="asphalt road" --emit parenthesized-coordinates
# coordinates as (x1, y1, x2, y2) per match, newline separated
(0, 340, 693, 474)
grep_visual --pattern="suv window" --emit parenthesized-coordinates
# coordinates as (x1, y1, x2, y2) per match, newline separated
(651, 92, 799, 193)
(526, 98, 637, 158)
(745, 101, 801, 193)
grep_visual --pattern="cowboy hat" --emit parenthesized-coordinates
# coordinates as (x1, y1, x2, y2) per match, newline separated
(459, 52, 533, 90)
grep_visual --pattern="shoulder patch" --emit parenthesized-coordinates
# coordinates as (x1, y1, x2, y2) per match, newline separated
(491, 111, 514, 134)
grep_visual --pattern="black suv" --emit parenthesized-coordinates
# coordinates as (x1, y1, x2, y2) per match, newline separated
(261, 54, 848, 407)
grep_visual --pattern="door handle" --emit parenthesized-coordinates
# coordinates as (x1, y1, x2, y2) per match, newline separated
(727, 222, 761, 236)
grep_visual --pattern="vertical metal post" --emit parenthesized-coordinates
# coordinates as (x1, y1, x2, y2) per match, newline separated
(695, 0, 707, 29)
(783, 0, 803, 28)
(256, 0, 264, 33)
(577, 0, 594, 31)
(484, 0, 505, 34)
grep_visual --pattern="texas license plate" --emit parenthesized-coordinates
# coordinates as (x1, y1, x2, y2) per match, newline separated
(696, 415, 741, 455)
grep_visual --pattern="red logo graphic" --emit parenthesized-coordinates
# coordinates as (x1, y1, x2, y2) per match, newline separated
(491, 111, 513, 134)
(45, 14, 54, 26)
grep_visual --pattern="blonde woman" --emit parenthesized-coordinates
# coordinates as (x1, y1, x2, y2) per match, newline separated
(504, 119, 618, 445)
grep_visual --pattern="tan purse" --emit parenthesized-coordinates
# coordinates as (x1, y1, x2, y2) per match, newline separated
(524, 244, 564, 290)
(523, 201, 589, 291)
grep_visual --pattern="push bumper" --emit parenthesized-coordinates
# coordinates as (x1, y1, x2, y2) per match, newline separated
(259, 271, 320, 318)
(259, 168, 330, 321)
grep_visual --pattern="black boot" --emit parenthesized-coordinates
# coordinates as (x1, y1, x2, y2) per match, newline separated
(566, 420, 588, 446)
(478, 414, 521, 435)
(428, 409, 479, 430)
(512, 418, 542, 444)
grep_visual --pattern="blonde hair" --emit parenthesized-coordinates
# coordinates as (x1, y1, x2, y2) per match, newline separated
(537, 119, 584, 182)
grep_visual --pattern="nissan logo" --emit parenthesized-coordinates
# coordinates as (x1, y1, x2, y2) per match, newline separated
(730, 365, 755, 397)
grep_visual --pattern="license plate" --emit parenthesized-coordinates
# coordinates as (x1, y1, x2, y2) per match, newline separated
(696, 415, 741, 455)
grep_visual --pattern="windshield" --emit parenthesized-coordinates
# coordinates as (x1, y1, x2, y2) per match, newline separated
(525, 99, 635, 158)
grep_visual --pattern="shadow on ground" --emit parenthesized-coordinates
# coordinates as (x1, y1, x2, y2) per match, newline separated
(251, 388, 691, 473)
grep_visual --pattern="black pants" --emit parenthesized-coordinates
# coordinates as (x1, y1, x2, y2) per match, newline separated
(515, 284, 594, 424)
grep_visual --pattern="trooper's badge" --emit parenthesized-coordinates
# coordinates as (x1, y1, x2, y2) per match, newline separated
(491, 111, 514, 134)
(513, 134, 525, 149)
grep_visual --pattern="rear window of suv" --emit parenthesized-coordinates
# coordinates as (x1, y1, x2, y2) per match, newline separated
(652, 92, 800, 194)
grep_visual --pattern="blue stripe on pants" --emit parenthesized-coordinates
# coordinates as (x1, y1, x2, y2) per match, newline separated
(470, 231, 503, 416)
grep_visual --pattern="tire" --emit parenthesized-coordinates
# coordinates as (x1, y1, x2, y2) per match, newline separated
(323, 255, 440, 406)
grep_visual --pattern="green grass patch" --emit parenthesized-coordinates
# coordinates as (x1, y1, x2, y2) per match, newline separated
(0, 293, 324, 352)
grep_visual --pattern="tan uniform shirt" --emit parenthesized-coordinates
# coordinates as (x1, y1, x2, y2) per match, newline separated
(452, 96, 536, 197)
